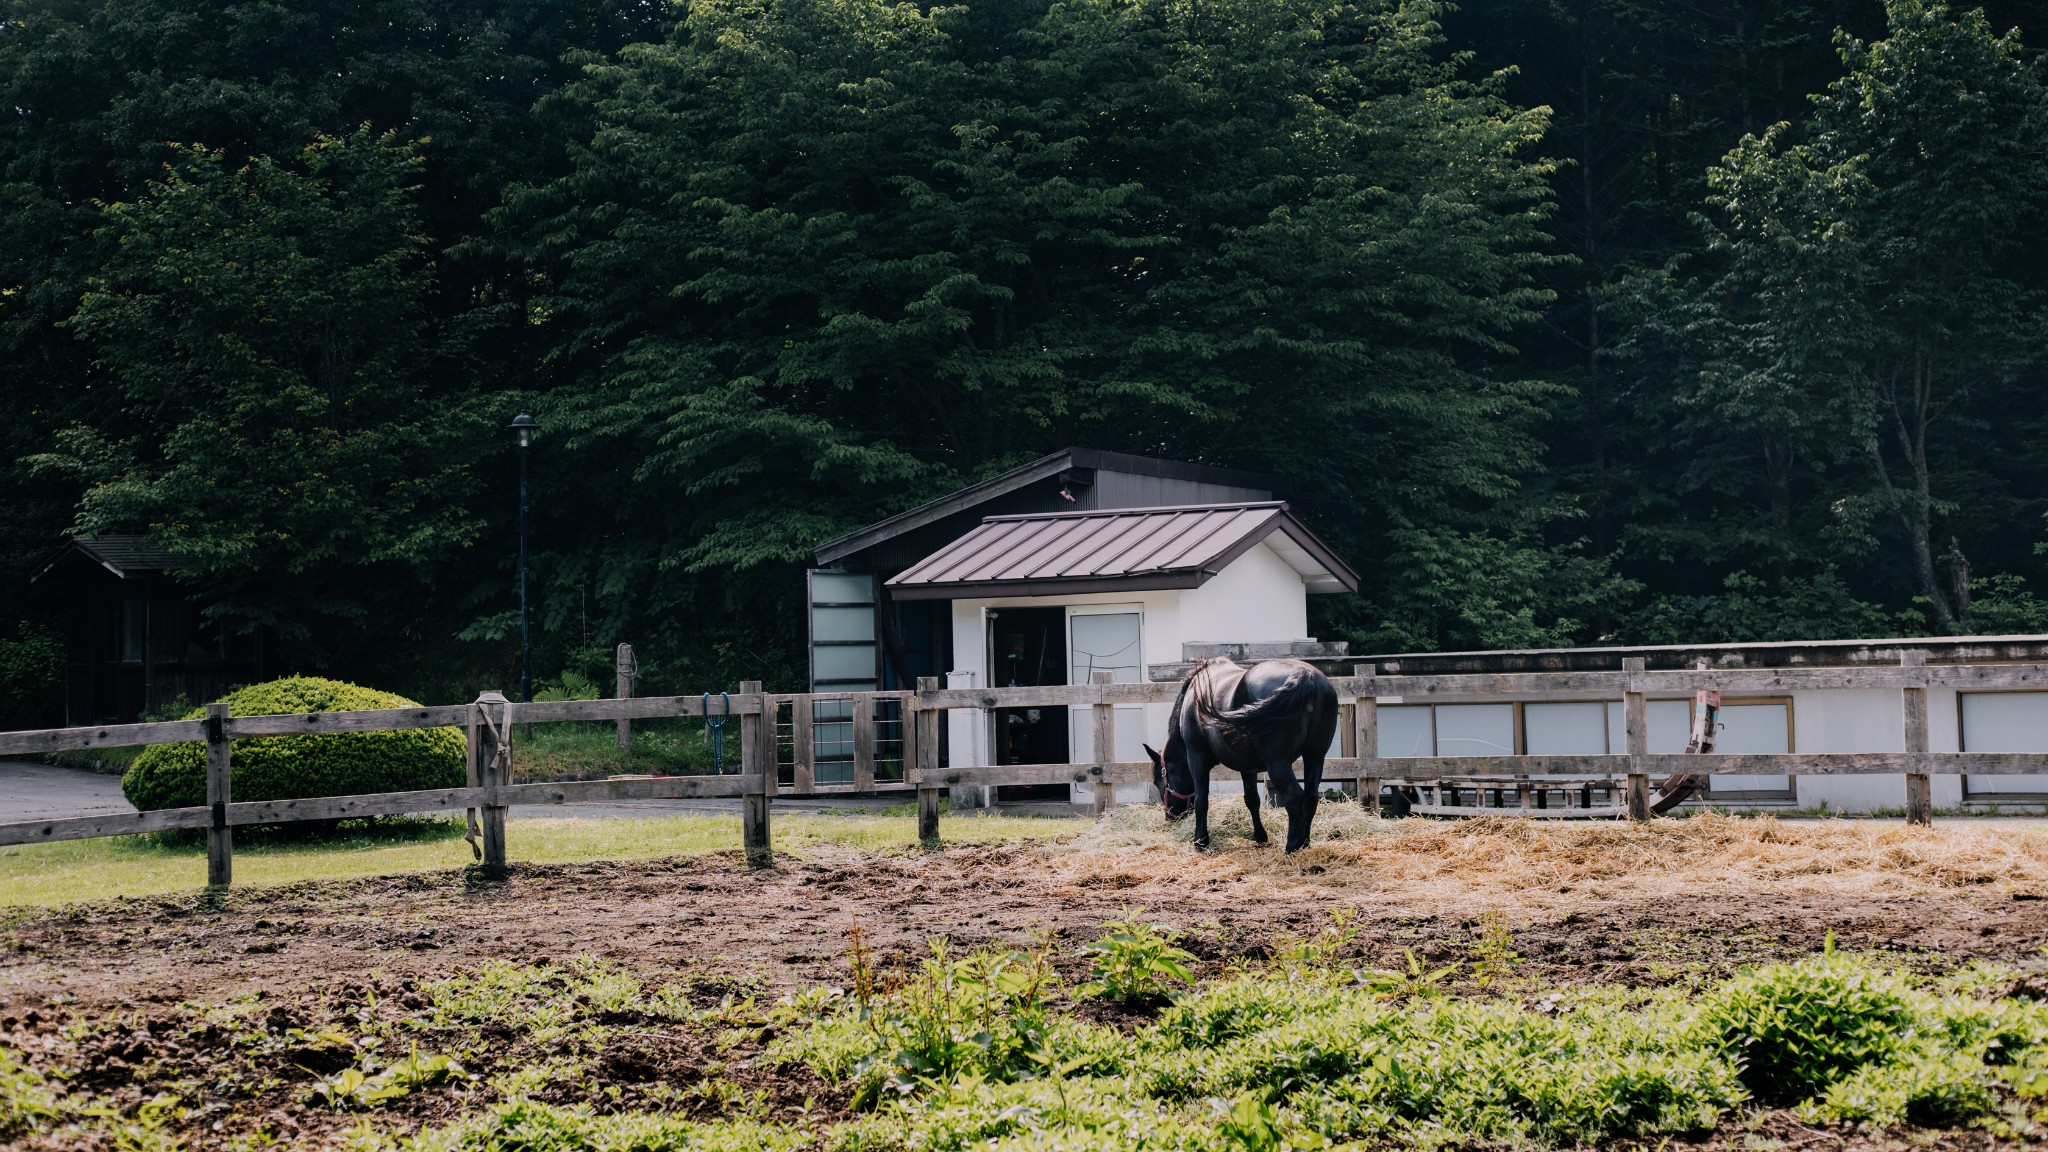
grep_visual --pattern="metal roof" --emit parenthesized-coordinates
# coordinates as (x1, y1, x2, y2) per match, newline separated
(814, 448, 1284, 566)
(29, 536, 186, 583)
(884, 502, 1357, 600)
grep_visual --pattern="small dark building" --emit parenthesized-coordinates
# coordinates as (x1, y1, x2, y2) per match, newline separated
(28, 537, 264, 725)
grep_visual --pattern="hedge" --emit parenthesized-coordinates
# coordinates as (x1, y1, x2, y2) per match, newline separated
(121, 677, 465, 811)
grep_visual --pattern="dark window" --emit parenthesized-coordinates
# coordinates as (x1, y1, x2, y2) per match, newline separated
(121, 600, 145, 663)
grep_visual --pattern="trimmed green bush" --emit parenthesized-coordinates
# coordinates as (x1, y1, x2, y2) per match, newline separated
(121, 677, 464, 811)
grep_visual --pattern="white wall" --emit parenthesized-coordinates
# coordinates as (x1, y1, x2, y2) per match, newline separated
(1178, 542, 1311, 647)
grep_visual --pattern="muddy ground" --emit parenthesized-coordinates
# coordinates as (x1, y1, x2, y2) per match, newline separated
(7, 821, 2048, 1149)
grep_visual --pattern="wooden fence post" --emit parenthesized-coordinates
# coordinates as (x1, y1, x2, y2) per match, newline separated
(1901, 652, 1933, 826)
(1623, 657, 1650, 822)
(852, 693, 875, 792)
(1090, 670, 1116, 815)
(205, 702, 232, 889)
(473, 691, 510, 876)
(916, 676, 941, 843)
(1354, 664, 1380, 814)
(615, 643, 634, 751)
(740, 680, 771, 866)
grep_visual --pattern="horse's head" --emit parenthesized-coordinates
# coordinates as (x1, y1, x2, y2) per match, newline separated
(1146, 742, 1194, 822)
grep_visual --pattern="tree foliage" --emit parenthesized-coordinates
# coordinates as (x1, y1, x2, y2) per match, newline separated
(494, 0, 1609, 662)
(2, 0, 2048, 714)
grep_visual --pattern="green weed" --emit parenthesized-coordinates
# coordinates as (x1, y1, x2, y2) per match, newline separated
(1696, 947, 1913, 1103)
(0, 1044, 57, 1139)
(1076, 910, 1196, 1005)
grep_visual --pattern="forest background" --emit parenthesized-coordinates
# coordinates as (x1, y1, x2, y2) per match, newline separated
(3, 0, 2047, 720)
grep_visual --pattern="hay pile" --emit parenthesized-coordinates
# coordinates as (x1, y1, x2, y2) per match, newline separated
(1040, 800, 2048, 911)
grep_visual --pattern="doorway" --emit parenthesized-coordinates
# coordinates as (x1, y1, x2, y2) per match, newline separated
(986, 606, 1070, 798)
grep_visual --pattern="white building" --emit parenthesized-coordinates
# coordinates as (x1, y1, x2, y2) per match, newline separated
(806, 450, 1357, 800)
(884, 503, 1356, 802)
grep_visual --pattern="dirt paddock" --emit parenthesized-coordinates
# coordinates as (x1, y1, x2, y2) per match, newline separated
(8, 809, 2048, 1149)
(8, 809, 2048, 1011)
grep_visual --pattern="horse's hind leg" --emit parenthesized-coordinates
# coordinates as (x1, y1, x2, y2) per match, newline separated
(1242, 773, 1268, 844)
(1265, 758, 1309, 852)
(1290, 751, 1327, 853)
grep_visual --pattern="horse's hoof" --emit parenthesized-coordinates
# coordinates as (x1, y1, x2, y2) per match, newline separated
(1193, 837, 1210, 850)
(1252, 832, 1268, 844)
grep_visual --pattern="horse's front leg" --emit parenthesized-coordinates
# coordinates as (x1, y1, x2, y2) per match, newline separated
(1242, 771, 1268, 844)
(1191, 755, 1214, 850)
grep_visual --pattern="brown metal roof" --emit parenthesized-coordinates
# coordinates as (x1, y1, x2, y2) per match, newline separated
(884, 502, 1358, 600)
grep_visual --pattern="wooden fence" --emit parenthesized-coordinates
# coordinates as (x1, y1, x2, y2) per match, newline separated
(2, 655, 2046, 888)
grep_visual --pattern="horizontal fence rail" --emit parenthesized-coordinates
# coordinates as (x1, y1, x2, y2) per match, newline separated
(2, 655, 2046, 884)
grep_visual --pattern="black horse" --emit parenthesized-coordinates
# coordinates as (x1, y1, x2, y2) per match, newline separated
(1144, 658, 1339, 852)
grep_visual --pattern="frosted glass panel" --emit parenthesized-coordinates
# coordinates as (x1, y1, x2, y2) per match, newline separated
(811, 572, 874, 604)
(810, 606, 875, 642)
(1647, 700, 1691, 753)
(1070, 613, 1142, 683)
(1962, 693, 2048, 752)
(813, 645, 876, 681)
(1717, 703, 1790, 753)
(1380, 706, 1434, 757)
(1436, 704, 1514, 756)
(1525, 702, 1610, 755)
(1709, 702, 1791, 794)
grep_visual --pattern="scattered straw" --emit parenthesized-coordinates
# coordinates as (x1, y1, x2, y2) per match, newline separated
(1035, 800, 2048, 914)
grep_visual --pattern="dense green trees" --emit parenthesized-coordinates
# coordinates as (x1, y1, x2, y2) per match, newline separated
(2, 0, 2046, 714)
(504, 0, 1595, 658)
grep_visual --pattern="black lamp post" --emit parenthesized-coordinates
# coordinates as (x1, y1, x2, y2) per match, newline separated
(508, 412, 539, 704)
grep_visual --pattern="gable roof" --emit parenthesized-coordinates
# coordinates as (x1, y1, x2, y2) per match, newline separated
(29, 536, 186, 583)
(814, 448, 1284, 567)
(883, 502, 1357, 600)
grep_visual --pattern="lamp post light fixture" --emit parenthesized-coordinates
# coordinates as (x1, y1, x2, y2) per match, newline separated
(508, 412, 539, 706)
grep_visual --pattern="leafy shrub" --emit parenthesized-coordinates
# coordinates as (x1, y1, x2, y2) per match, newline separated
(1077, 911, 1196, 1004)
(121, 677, 464, 811)
(0, 622, 63, 731)
(1814, 1052, 1997, 1128)
(1696, 951, 1912, 1104)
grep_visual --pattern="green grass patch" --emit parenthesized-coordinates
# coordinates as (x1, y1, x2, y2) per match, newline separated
(514, 720, 730, 780)
(0, 811, 1074, 907)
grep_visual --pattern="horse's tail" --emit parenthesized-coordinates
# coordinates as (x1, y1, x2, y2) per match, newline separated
(1203, 660, 1329, 745)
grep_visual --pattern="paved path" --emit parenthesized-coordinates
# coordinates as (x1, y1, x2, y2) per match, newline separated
(0, 761, 135, 821)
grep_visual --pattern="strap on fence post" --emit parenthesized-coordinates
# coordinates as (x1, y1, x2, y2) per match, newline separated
(1901, 652, 1933, 825)
(739, 681, 771, 866)
(204, 702, 232, 889)
(615, 643, 634, 751)
(792, 695, 816, 795)
(916, 676, 941, 844)
(473, 691, 510, 876)
(1354, 664, 1380, 815)
(1090, 670, 1116, 815)
(1623, 657, 1650, 822)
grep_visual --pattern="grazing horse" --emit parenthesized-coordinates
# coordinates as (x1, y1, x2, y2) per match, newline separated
(1144, 658, 1339, 852)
